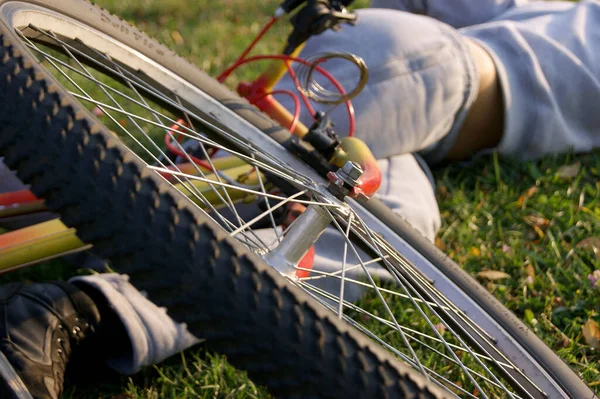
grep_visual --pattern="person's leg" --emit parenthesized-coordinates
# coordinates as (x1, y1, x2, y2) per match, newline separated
(276, 8, 480, 162)
(0, 274, 201, 399)
(69, 274, 201, 375)
(0, 281, 103, 399)
(461, 1, 600, 159)
(278, 2, 600, 163)
(371, 0, 530, 28)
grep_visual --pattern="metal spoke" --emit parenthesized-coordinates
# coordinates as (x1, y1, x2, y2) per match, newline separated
(299, 281, 516, 379)
(338, 211, 353, 319)
(24, 31, 264, 249)
(229, 190, 308, 238)
(20, 26, 323, 192)
(297, 256, 386, 280)
(299, 282, 487, 399)
(253, 159, 282, 244)
(355, 216, 519, 399)
(323, 208, 430, 378)
(297, 265, 452, 311)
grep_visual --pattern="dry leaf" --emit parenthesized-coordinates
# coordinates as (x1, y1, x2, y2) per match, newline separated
(170, 30, 184, 45)
(435, 237, 447, 252)
(517, 186, 538, 206)
(477, 270, 511, 281)
(437, 184, 448, 197)
(524, 215, 551, 228)
(582, 319, 600, 349)
(525, 263, 535, 278)
(433, 322, 447, 335)
(524, 215, 550, 238)
(92, 106, 104, 117)
(576, 237, 600, 258)
(554, 297, 564, 307)
(469, 247, 481, 257)
(557, 162, 581, 179)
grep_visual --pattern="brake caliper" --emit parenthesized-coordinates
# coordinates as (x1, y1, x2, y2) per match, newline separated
(302, 112, 381, 200)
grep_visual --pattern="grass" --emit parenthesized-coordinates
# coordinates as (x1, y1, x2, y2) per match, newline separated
(436, 152, 600, 387)
(4, 0, 600, 396)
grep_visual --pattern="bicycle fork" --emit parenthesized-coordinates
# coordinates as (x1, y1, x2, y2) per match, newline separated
(264, 204, 332, 278)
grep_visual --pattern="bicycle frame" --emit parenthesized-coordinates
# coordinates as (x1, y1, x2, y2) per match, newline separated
(0, 8, 381, 272)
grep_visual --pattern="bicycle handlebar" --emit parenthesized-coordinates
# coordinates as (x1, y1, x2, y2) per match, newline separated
(280, 0, 358, 55)
(280, 0, 355, 14)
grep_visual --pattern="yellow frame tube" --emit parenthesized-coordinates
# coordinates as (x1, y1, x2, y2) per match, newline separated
(0, 219, 86, 272)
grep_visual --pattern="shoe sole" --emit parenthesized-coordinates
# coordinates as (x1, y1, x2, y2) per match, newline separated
(0, 350, 33, 399)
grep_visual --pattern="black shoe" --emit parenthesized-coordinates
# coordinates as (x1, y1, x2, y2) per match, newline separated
(0, 281, 101, 399)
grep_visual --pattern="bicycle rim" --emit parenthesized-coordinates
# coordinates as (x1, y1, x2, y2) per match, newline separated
(0, 2, 586, 397)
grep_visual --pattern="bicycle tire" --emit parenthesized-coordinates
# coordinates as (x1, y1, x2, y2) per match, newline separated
(0, 1, 594, 398)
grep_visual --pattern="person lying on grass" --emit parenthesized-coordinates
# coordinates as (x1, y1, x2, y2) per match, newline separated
(2, 1, 600, 397)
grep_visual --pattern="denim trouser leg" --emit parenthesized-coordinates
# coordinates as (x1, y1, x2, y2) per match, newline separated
(462, 1, 600, 159)
(275, 8, 479, 163)
(372, 0, 600, 159)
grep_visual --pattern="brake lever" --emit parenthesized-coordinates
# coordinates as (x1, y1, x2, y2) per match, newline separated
(282, 0, 357, 55)
(279, 0, 355, 14)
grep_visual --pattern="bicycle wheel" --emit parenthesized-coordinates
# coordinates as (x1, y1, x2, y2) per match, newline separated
(0, 1, 594, 398)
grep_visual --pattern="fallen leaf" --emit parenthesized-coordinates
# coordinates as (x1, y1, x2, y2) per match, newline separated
(474, 199, 485, 211)
(170, 30, 184, 45)
(92, 106, 104, 117)
(469, 247, 481, 257)
(477, 270, 511, 281)
(435, 237, 447, 252)
(524, 215, 551, 228)
(557, 162, 581, 180)
(576, 237, 600, 258)
(433, 322, 447, 335)
(525, 263, 535, 278)
(525, 275, 534, 286)
(524, 215, 551, 238)
(553, 297, 564, 308)
(437, 184, 448, 197)
(582, 319, 600, 350)
(517, 186, 538, 206)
